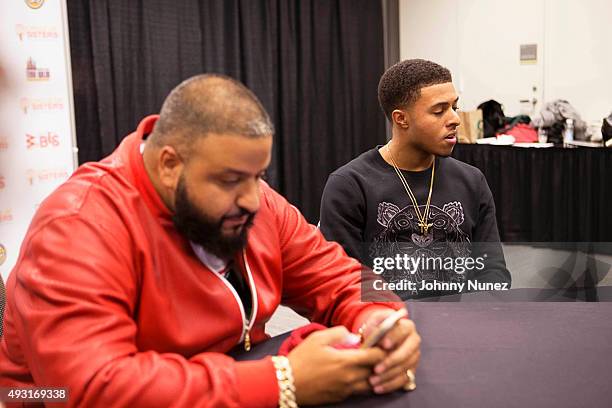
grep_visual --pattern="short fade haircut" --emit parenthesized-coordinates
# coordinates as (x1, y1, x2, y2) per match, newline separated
(378, 59, 452, 121)
(149, 73, 274, 157)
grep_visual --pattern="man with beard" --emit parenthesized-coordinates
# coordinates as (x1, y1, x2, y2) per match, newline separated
(0, 74, 420, 407)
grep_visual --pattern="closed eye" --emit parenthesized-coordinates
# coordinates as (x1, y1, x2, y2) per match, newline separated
(220, 178, 242, 186)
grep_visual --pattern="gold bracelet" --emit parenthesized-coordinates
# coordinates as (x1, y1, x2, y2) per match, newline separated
(271, 356, 298, 408)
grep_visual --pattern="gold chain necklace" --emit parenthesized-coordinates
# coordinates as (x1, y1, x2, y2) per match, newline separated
(386, 144, 435, 235)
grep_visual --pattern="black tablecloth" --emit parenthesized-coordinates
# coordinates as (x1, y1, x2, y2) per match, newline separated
(452, 144, 612, 242)
(236, 289, 612, 407)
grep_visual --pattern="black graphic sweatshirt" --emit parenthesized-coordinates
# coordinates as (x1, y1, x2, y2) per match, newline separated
(319, 147, 511, 293)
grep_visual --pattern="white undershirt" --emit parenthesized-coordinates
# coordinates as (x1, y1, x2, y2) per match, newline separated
(190, 242, 229, 276)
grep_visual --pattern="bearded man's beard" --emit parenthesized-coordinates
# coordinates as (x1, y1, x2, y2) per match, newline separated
(172, 176, 255, 259)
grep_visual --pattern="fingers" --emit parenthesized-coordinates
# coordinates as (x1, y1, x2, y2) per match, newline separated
(343, 366, 376, 395)
(365, 327, 420, 394)
(307, 326, 351, 346)
(371, 367, 412, 394)
(337, 346, 387, 367)
(369, 348, 420, 392)
(352, 379, 375, 395)
(374, 326, 421, 374)
(378, 318, 416, 350)
(360, 309, 402, 338)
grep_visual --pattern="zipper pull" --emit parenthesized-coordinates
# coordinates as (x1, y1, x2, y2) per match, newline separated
(244, 332, 251, 351)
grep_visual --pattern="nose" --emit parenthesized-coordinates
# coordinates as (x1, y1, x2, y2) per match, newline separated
(449, 109, 460, 128)
(236, 178, 260, 214)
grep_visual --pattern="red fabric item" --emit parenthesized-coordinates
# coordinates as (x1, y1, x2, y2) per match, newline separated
(277, 323, 361, 356)
(0, 115, 403, 407)
(502, 123, 538, 143)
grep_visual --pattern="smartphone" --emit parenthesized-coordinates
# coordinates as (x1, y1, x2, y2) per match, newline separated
(360, 308, 408, 348)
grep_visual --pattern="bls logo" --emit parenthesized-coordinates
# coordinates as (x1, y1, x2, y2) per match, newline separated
(26, 132, 60, 149)
(0, 175, 5, 190)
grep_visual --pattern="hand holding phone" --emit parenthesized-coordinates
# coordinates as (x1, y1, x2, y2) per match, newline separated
(360, 308, 408, 348)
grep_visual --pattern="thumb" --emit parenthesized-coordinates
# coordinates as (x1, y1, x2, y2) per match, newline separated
(307, 326, 354, 346)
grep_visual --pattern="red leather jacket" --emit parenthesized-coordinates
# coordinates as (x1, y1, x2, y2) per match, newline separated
(0, 116, 400, 407)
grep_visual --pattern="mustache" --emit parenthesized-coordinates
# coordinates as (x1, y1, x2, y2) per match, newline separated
(222, 208, 255, 221)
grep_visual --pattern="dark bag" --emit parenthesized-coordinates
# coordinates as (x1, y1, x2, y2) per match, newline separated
(603, 113, 612, 147)
(477, 100, 507, 138)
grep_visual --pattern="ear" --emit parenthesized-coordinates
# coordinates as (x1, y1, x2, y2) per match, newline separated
(157, 146, 184, 191)
(391, 109, 410, 129)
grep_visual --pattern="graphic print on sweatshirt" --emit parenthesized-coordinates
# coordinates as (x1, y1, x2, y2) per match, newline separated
(370, 201, 470, 286)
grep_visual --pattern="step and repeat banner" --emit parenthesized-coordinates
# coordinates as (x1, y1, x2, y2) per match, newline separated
(0, 0, 77, 282)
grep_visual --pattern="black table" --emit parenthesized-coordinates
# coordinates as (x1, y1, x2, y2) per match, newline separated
(452, 144, 612, 243)
(236, 289, 612, 407)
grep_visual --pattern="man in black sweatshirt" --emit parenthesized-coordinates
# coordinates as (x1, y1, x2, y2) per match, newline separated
(320, 59, 511, 299)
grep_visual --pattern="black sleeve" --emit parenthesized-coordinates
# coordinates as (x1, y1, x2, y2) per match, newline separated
(319, 173, 366, 262)
(468, 172, 512, 286)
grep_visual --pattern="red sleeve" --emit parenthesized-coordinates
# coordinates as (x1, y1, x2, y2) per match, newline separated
(262, 184, 403, 331)
(6, 215, 278, 408)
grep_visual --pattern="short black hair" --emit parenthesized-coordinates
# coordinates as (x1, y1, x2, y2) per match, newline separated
(149, 74, 274, 156)
(378, 59, 452, 121)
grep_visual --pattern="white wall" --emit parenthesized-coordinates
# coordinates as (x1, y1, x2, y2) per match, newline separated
(543, 0, 612, 123)
(399, 0, 612, 122)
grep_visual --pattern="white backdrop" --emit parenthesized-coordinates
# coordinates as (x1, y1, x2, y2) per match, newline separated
(399, 0, 612, 122)
(0, 0, 77, 282)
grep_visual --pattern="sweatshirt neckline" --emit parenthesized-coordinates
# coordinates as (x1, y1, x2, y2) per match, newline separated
(371, 145, 437, 179)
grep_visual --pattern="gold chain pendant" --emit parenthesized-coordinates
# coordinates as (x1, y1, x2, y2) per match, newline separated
(386, 144, 436, 237)
(418, 221, 433, 235)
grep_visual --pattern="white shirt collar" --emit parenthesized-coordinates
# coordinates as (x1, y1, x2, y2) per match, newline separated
(190, 242, 228, 275)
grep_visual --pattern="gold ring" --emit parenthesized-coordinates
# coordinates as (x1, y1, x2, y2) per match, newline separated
(403, 369, 416, 391)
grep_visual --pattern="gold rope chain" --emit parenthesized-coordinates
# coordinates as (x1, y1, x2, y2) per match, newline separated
(385, 144, 435, 235)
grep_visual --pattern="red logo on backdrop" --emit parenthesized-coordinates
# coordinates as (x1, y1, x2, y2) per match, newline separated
(26, 57, 50, 81)
(26, 169, 35, 185)
(0, 209, 13, 224)
(16, 25, 25, 41)
(20, 97, 64, 114)
(26, 168, 69, 186)
(0, 175, 5, 190)
(20, 97, 29, 113)
(25, 0, 45, 9)
(26, 132, 60, 149)
(0, 244, 6, 266)
(15, 24, 58, 41)
(0, 137, 7, 151)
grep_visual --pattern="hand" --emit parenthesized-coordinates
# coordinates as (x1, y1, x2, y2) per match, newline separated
(360, 308, 421, 394)
(287, 326, 386, 405)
